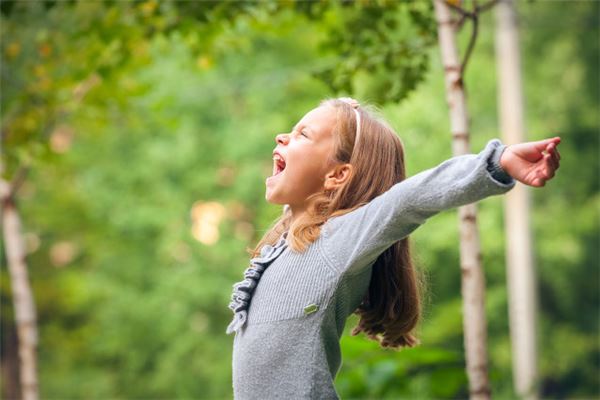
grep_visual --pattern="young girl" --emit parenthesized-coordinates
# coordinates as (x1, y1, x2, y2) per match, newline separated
(226, 98, 561, 399)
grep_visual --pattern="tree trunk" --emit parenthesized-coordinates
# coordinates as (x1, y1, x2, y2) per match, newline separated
(1, 317, 21, 400)
(2, 195, 39, 400)
(495, 1, 538, 398)
(433, 1, 491, 398)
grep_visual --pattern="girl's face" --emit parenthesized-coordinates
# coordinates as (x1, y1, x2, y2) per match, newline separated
(265, 105, 338, 215)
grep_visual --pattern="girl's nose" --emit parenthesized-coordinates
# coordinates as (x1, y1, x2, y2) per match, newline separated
(276, 133, 289, 145)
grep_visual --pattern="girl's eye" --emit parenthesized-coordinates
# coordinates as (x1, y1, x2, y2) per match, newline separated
(301, 131, 308, 138)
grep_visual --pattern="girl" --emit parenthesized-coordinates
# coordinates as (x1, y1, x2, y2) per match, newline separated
(226, 98, 561, 399)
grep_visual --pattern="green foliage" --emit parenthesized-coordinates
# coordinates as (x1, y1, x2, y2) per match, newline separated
(311, 0, 437, 103)
(337, 318, 468, 399)
(1, 0, 598, 399)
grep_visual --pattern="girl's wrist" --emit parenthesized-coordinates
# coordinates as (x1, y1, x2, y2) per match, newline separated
(499, 145, 511, 173)
(488, 144, 513, 184)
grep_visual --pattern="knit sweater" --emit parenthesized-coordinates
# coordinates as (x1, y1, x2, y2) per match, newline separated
(227, 139, 516, 399)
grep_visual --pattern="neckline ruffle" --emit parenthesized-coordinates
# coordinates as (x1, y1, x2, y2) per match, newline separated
(226, 232, 288, 334)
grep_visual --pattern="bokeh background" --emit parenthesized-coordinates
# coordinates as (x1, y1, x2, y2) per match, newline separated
(1, 1, 598, 399)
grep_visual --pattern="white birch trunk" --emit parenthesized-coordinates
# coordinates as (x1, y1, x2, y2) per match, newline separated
(433, 1, 491, 398)
(495, 1, 538, 398)
(2, 194, 39, 400)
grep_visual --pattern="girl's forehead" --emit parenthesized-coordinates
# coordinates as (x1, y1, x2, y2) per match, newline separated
(297, 106, 337, 138)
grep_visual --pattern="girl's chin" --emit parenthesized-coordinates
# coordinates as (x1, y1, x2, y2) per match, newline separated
(264, 184, 280, 203)
(265, 172, 283, 186)
(265, 192, 285, 205)
(265, 187, 289, 206)
(265, 173, 293, 204)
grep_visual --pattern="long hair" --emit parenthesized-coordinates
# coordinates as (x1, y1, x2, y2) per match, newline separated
(251, 98, 425, 349)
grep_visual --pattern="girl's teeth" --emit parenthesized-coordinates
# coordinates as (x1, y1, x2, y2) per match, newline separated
(272, 155, 285, 176)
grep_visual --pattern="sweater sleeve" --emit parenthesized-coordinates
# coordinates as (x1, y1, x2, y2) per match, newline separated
(320, 138, 516, 275)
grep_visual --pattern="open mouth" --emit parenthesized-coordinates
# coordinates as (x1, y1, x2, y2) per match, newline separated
(272, 153, 286, 177)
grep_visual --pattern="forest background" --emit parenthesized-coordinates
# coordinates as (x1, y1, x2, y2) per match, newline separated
(1, 0, 598, 399)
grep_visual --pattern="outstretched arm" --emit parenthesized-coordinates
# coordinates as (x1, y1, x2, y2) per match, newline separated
(321, 137, 562, 275)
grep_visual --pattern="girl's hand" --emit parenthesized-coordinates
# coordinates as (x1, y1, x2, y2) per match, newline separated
(500, 137, 561, 187)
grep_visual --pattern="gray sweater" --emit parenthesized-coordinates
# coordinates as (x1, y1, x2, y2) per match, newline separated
(227, 139, 516, 399)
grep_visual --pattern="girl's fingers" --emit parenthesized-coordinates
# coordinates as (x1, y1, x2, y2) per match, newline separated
(546, 149, 558, 168)
(535, 140, 552, 153)
(546, 142, 561, 170)
(538, 154, 552, 180)
(533, 177, 546, 187)
(544, 153, 557, 178)
(540, 137, 561, 155)
(552, 149, 560, 169)
(550, 136, 562, 145)
(531, 137, 560, 187)
(546, 141, 556, 153)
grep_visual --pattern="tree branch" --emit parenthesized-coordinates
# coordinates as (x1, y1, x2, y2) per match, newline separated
(461, 2, 479, 74)
(477, 0, 500, 14)
(443, 0, 474, 18)
(0, 166, 29, 203)
(9, 167, 29, 199)
(442, 0, 500, 75)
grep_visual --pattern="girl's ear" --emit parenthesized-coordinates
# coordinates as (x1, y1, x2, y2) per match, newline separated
(324, 163, 353, 191)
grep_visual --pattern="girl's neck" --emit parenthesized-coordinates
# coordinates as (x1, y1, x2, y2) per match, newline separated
(289, 204, 307, 225)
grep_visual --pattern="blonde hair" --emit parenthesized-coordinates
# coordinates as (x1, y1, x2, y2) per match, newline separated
(251, 98, 425, 349)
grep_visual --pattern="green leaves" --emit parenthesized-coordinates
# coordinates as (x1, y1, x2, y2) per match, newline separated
(338, 324, 467, 398)
(312, 1, 436, 103)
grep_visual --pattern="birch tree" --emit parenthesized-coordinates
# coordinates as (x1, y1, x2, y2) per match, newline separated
(1, 166, 39, 400)
(495, 0, 538, 398)
(433, 0, 498, 398)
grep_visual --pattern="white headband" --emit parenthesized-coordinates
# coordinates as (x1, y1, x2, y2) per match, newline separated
(338, 97, 361, 148)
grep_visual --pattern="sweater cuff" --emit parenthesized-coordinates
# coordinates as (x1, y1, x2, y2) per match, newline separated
(486, 141, 514, 185)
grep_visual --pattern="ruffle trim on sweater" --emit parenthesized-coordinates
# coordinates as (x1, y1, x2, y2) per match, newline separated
(226, 232, 288, 334)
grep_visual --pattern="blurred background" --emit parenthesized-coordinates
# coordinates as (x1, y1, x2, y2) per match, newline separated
(1, 1, 598, 399)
